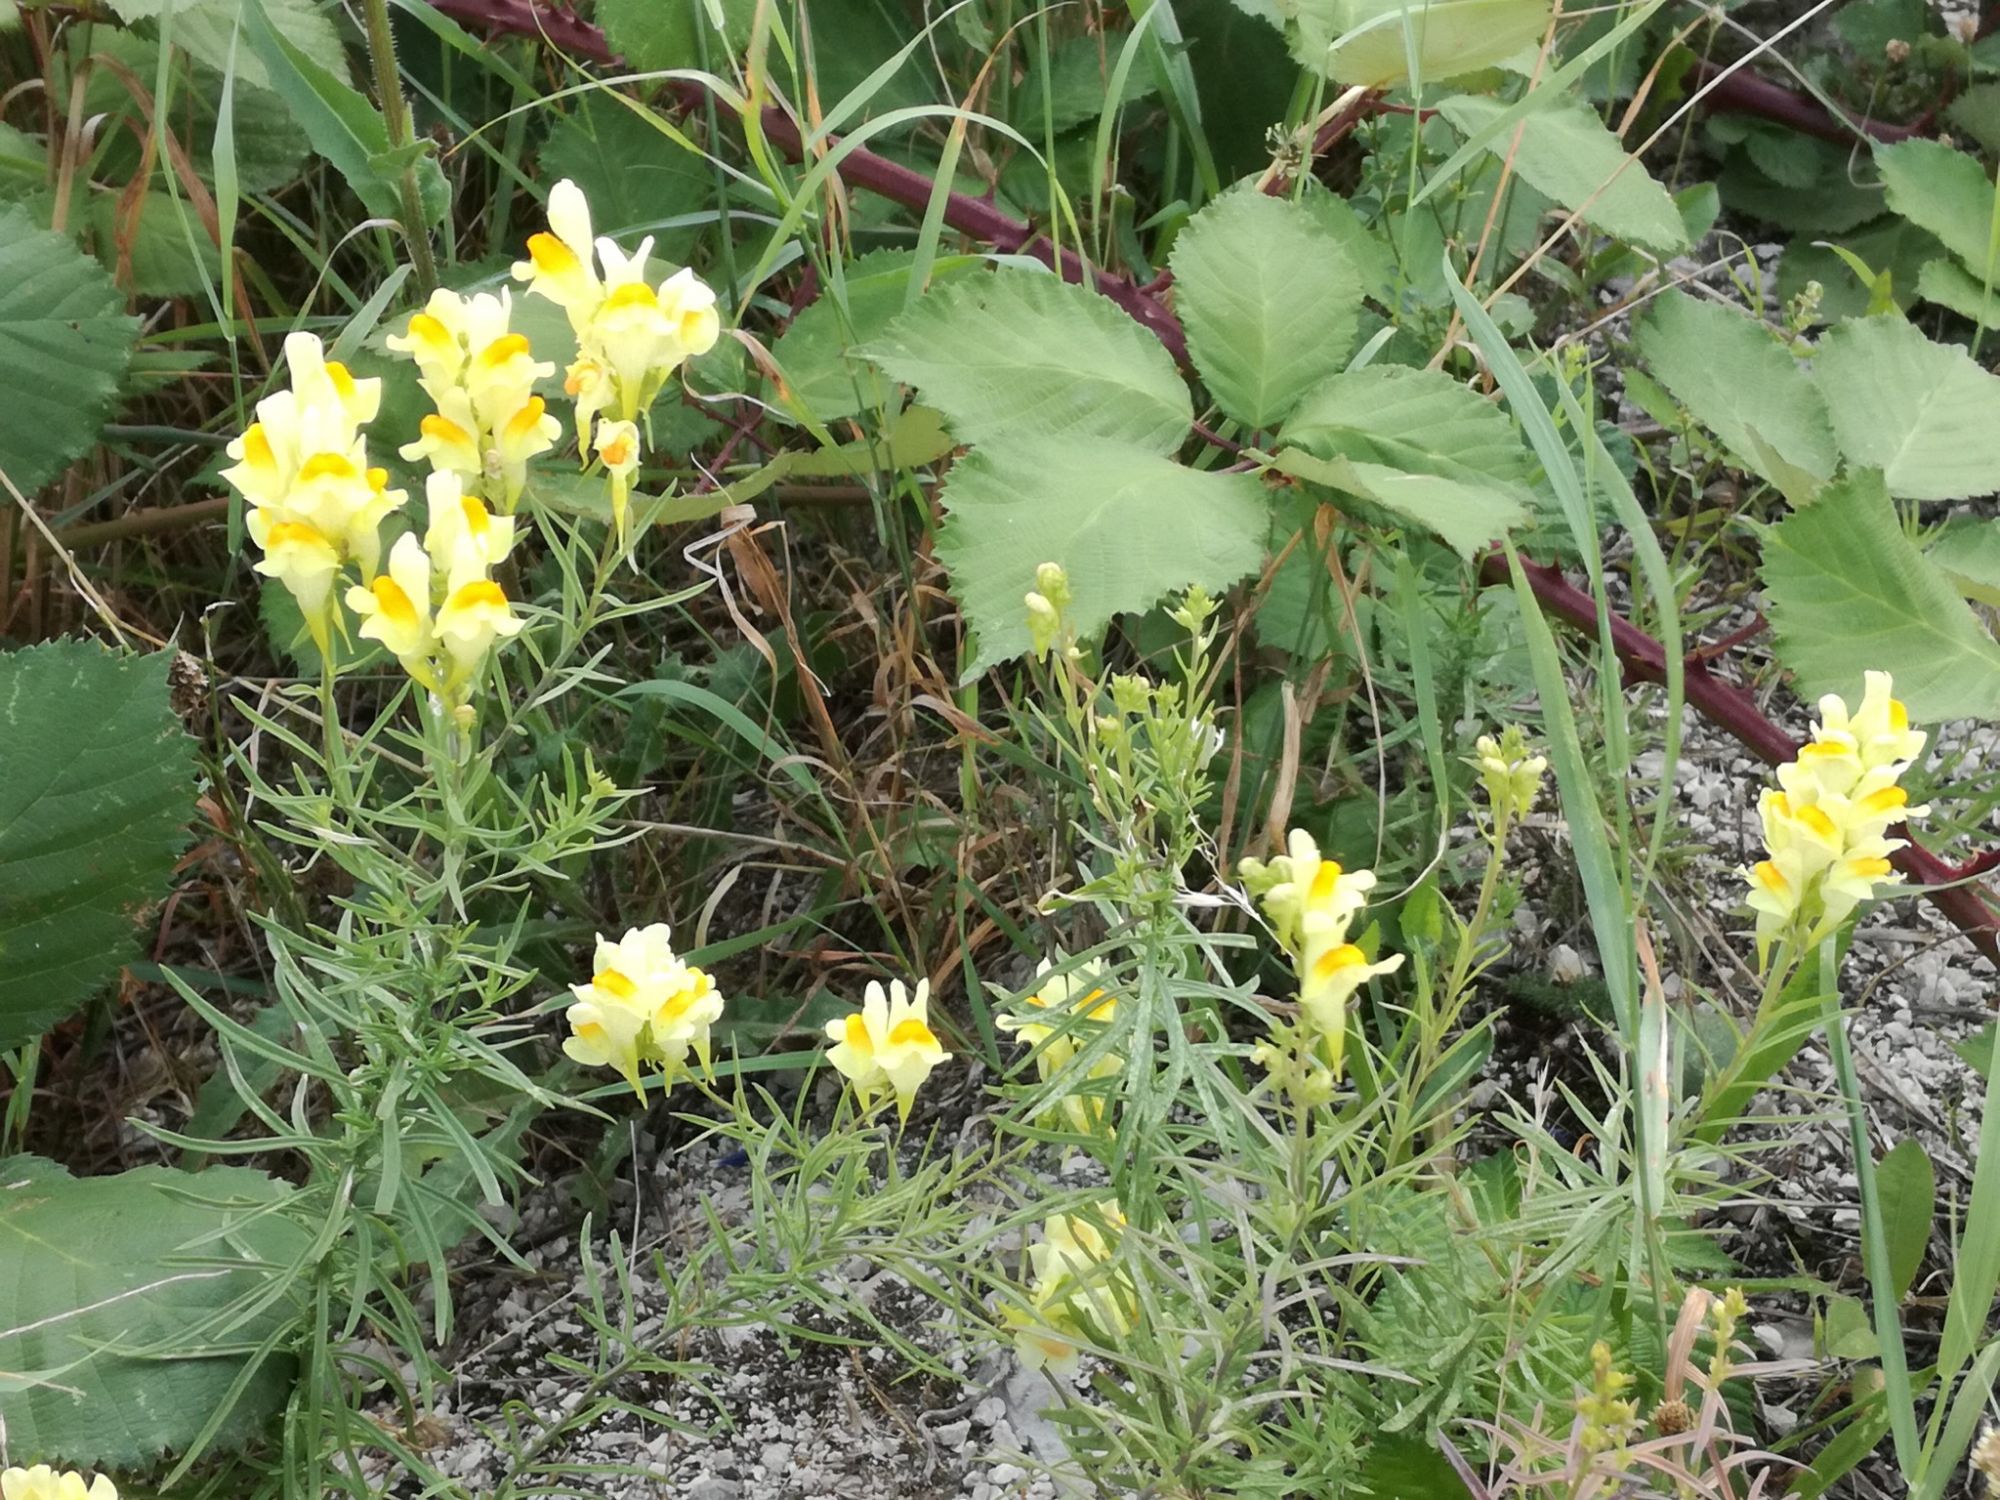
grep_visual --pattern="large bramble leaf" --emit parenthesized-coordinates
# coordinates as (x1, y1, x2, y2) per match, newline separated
(768, 249, 978, 422)
(1876, 137, 1999, 278)
(598, 0, 753, 69)
(1813, 315, 2000, 501)
(1274, 365, 1533, 556)
(1169, 191, 1363, 430)
(1634, 289, 1836, 486)
(937, 436, 1267, 674)
(105, 0, 346, 95)
(0, 1157, 306, 1466)
(1929, 517, 2000, 606)
(0, 642, 195, 1051)
(866, 270, 1192, 452)
(1289, 0, 1551, 87)
(0, 203, 138, 495)
(539, 93, 715, 261)
(1915, 257, 2000, 329)
(1437, 95, 1689, 254)
(1760, 469, 2000, 722)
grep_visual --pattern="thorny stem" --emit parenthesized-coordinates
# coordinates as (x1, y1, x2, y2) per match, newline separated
(418, 0, 2000, 969)
(363, 0, 439, 297)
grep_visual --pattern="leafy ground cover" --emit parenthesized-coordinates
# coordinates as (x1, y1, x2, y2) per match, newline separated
(6, 0, 2000, 1496)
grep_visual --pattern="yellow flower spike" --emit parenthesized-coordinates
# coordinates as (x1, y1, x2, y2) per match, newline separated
(511, 179, 603, 328)
(252, 519, 342, 654)
(282, 330, 381, 428)
(345, 533, 439, 692)
(495, 394, 561, 509)
(657, 265, 722, 361)
(422, 470, 515, 579)
(824, 978, 949, 1120)
(0, 1464, 119, 1500)
(563, 924, 725, 1097)
(998, 959, 1122, 1135)
(1741, 671, 1927, 964)
(435, 576, 523, 681)
(594, 419, 642, 541)
(1243, 829, 1403, 1080)
(565, 353, 614, 451)
(1007, 1199, 1136, 1377)
(400, 396, 485, 480)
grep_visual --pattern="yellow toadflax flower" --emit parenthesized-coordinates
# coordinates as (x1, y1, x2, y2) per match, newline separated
(344, 472, 525, 712)
(997, 959, 1122, 1135)
(1, 1466, 118, 1500)
(220, 332, 403, 654)
(562, 923, 724, 1098)
(512, 179, 721, 517)
(1004, 1201, 1136, 1377)
(1742, 671, 1929, 967)
(592, 419, 642, 540)
(389, 287, 559, 512)
(1238, 829, 1404, 1078)
(824, 977, 950, 1121)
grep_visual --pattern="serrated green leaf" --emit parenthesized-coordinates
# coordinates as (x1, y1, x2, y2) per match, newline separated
(937, 436, 1267, 674)
(1876, 137, 2000, 277)
(1018, 34, 1156, 132)
(1760, 469, 2000, 721)
(1634, 289, 1836, 486)
(0, 203, 137, 496)
(1814, 315, 2000, 501)
(1168, 191, 1362, 429)
(0, 644, 195, 1051)
(768, 250, 977, 422)
(866, 270, 1192, 452)
(0, 1158, 306, 1466)
(1282, 364, 1534, 481)
(1915, 256, 2000, 327)
(1720, 144, 1885, 234)
(1289, 0, 1550, 87)
(87, 189, 223, 298)
(598, 0, 753, 69)
(1927, 517, 2000, 605)
(107, 0, 346, 94)
(1436, 94, 1688, 254)
(1272, 448, 1527, 558)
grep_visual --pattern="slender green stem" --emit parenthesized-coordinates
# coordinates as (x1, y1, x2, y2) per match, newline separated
(358, 0, 438, 297)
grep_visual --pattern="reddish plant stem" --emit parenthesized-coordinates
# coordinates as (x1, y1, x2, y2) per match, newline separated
(1480, 552, 2000, 966)
(1688, 58, 1922, 144)
(424, 0, 2000, 964)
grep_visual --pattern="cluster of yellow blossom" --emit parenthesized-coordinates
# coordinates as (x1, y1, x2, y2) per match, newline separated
(388, 287, 561, 513)
(1743, 671, 1928, 966)
(221, 332, 402, 655)
(1, 1469, 116, 1500)
(824, 978, 951, 1121)
(997, 958, 1122, 1136)
(1470, 724, 1547, 825)
(562, 924, 724, 1099)
(1004, 1201, 1136, 1377)
(1239, 829, 1404, 1080)
(1576, 1340, 1640, 1457)
(512, 179, 722, 537)
(345, 471, 524, 710)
